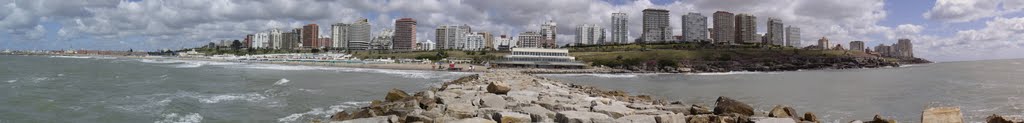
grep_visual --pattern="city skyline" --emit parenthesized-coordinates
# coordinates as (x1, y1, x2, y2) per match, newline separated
(1, 0, 1023, 61)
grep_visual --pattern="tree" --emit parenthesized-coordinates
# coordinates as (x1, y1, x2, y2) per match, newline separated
(230, 40, 243, 50)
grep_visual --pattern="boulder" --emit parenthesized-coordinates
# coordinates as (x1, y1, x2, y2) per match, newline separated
(658, 104, 690, 114)
(866, 115, 898, 123)
(654, 114, 687, 123)
(479, 94, 508, 109)
(335, 115, 398, 123)
(450, 117, 497, 123)
(986, 114, 1024, 123)
(804, 112, 819, 122)
(514, 104, 556, 122)
(768, 105, 797, 118)
(493, 112, 532, 123)
(555, 111, 614, 123)
(405, 114, 433, 123)
(713, 96, 754, 116)
(330, 111, 350, 121)
(691, 104, 714, 115)
(487, 81, 512, 94)
(445, 103, 478, 118)
(615, 115, 656, 123)
(686, 115, 715, 123)
(592, 104, 636, 118)
(385, 88, 411, 102)
(753, 117, 798, 123)
(921, 107, 962, 123)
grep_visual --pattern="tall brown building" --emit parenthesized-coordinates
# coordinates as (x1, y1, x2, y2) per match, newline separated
(301, 24, 319, 48)
(734, 14, 757, 44)
(712, 11, 735, 44)
(394, 18, 417, 51)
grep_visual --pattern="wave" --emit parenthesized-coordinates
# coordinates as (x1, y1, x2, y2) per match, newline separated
(274, 78, 290, 85)
(195, 93, 268, 104)
(7, 79, 16, 83)
(277, 101, 370, 122)
(236, 63, 459, 79)
(92, 56, 118, 59)
(138, 59, 185, 64)
(174, 63, 203, 68)
(155, 112, 203, 123)
(540, 73, 659, 78)
(50, 56, 91, 59)
(685, 71, 778, 76)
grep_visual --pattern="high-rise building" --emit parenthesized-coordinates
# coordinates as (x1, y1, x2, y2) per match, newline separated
(496, 35, 514, 51)
(301, 24, 320, 48)
(767, 18, 785, 46)
(269, 29, 282, 49)
(393, 18, 417, 51)
(244, 34, 253, 48)
(479, 32, 494, 50)
(370, 29, 394, 50)
(611, 13, 629, 44)
(785, 26, 800, 47)
(465, 33, 485, 51)
(817, 37, 830, 50)
(874, 44, 893, 57)
(896, 39, 913, 57)
(681, 12, 708, 42)
(642, 9, 671, 43)
(348, 19, 372, 50)
(850, 41, 865, 52)
(734, 14, 757, 44)
(712, 11, 735, 44)
(517, 31, 543, 48)
(575, 24, 605, 45)
(280, 28, 300, 50)
(331, 23, 349, 49)
(539, 20, 557, 48)
(319, 37, 332, 49)
(435, 25, 471, 50)
(254, 32, 270, 48)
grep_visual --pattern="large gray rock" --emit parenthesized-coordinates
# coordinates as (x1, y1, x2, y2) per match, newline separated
(592, 104, 636, 118)
(450, 117, 498, 123)
(654, 114, 687, 123)
(768, 105, 797, 118)
(506, 91, 539, 105)
(493, 111, 532, 123)
(334, 115, 398, 123)
(753, 117, 798, 123)
(480, 94, 508, 109)
(385, 89, 411, 102)
(555, 111, 614, 123)
(487, 81, 512, 94)
(686, 115, 715, 123)
(445, 103, 478, 118)
(691, 104, 713, 115)
(615, 115, 656, 123)
(921, 107, 962, 123)
(515, 104, 556, 122)
(713, 96, 754, 116)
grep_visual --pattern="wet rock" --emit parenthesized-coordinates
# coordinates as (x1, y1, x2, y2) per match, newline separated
(803, 112, 819, 122)
(753, 117, 798, 123)
(480, 94, 508, 109)
(385, 88, 411, 102)
(713, 96, 754, 116)
(330, 111, 350, 121)
(555, 111, 614, 123)
(615, 115, 656, 123)
(654, 114, 687, 123)
(335, 115, 398, 123)
(493, 111, 531, 123)
(691, 104, 714, 115)
(450, 117, 497, 123)
(768, 105, 797, 118)
(866, 115, 898, 123)
(487, 81, 512, 94)
(349, 108, 379, 119)
(921, 107, 962, 123)
(986, 114, 1024, 123)
(592, 104, 636, 118)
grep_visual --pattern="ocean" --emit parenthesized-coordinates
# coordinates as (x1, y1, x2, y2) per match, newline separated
(1, 55, 1021, 122)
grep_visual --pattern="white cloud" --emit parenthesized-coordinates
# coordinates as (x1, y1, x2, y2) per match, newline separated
(923, 0, 1023, 23)
(898, 17, 1024, 61)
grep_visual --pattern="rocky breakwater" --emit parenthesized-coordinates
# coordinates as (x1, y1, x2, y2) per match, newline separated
(328, 71, 831, 123)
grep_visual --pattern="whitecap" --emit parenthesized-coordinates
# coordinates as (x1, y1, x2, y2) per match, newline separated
(196, 93, 268, 104)
(6, 79, 15, 83)
(274, 78, 290, 85)
(277, 101, 370, 122)
(540, 73, 660, 78)
(139, 59, 185, 64)
(57, 74, 64, 77)
(174, 63, 203, 68)
(234, 63, 455, 79)
(685, 71, 777, 76)
(155, 113, 203, 123)
(50, 56, 91, 59)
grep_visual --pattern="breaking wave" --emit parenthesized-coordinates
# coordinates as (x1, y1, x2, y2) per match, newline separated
(155, 112, 203, 123)
(50, 56, 91, 59)
(277, 101, 370, 122)
(274, 78, 290, 85)
(685, 71, 778, 76)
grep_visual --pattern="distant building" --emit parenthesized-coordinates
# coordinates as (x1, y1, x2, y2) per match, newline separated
(817, 37, 830, 50)
(753, 33, 763, 45)
(681, 12, 708, 42)
(734, 14, 757, 44)
(393, 18, 417, 51)
(642, 9, 671, 43)
(269, 29, 282, 49)
(575, 24, 605, 45)
(301, 24, 319, 48)
(254, 32, 270, 48)
(370, 29, 394, 50)
(418, 40, 436, 51)
(713, 11, 736, 44)
(897, 39, 913, 58)
(244, 34, 253, 48)
(850, 41, 865, 52)
(539, 20, 558, 48)
(347, 19, 372, 50)
(785, 26, 801, 47)
(319, 37, 332, 49)
(435, 24, 471, 50)
(496, 35, 514, 51)
(766, 18, 785, 46)
(493, 48, 586, 68)
(610, 13, 629, 44)
(517, 31, 543, 48)
(479, 32, 494, 50)
(874, 44, 893, 57)
(465, 33, 485, 51)
(331, 23, 349, 49)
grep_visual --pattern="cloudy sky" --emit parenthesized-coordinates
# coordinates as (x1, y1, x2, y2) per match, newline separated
(1, 0, 1023, 61)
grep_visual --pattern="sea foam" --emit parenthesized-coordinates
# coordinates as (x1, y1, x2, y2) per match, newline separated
(49, 56, 91, 59)
(685, 71, 777, 76)
(274, 78, 290, 85)
(277, 101, 370, 122)
(155, 113, 203, 123)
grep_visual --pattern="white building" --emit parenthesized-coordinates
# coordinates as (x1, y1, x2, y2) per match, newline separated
(269, 29, 282, 49)
(786, 26, 801, 47)
(253, 32, 270, 48)
(494, 48, 586, 68)
(370, 29, 394, 50)
(464, 33, 485, 51)
(574, 24, 605, 45)
(419, 40, 436, 51)
(517, 31, 542, 48)
(348, 19, 372, 50)
(767, 18, 785, 46)
(681, 12, 708, 42)
(495, 35, 515, 51)
(611, 13, 629, 44)
(435, 25, 471, 50)
(331, 23, 349, 49)
(539, 20, 557, 48)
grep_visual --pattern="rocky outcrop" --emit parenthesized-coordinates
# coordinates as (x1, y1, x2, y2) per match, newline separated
(987, 114, 1024, 123)
(713, 96, 755, 116)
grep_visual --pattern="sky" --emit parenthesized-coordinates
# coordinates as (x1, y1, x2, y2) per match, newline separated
(1, 0, 1023, 62)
